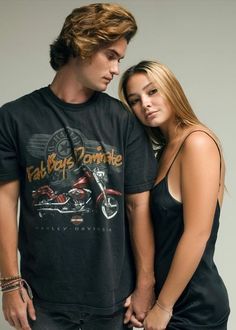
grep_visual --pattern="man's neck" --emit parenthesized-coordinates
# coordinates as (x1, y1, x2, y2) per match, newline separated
(50, 66, 94, 104)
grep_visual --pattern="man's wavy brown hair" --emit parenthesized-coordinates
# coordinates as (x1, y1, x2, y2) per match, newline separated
(50, 3, 137, 71)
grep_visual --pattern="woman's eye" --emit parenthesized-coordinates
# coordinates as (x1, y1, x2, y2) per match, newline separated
(148, 88, 158, 96)
(129, 99, 139, 106)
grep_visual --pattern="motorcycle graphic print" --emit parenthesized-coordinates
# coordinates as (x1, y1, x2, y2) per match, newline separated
(32, 165, 121, 223)
(27, 128, 123, 224)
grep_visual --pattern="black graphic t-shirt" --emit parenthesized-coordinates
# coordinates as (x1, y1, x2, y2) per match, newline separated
(0, 87, 157, 314)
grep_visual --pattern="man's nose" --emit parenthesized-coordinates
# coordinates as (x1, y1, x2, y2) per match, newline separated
(110, 61, 119, 76)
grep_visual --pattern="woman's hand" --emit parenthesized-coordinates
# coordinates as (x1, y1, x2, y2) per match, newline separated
(143, 303, 172, 330)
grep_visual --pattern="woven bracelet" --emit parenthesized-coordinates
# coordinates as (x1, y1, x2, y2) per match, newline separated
(0, 275, 21, 282)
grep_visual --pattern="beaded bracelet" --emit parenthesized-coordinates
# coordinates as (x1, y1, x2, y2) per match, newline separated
(0, 278, 33, 302)
(1, 283, 22, 292)
(1, 279, 22, 289)
(155, 300, 173, 318)
(0, 275, 21, 282)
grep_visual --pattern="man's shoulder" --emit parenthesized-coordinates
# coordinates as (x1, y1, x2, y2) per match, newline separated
(100, 92, 126, 109)
(0, 87, 46, 114)
(100, 92, 134, 118)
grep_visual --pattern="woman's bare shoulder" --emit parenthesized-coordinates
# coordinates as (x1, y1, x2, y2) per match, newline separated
(181, 125, 221, 153)
(177, 125, 223, 169)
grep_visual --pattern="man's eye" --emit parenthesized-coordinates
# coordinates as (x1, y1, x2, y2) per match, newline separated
(107, 55, 114, 60)
(106, 53, 116, 60)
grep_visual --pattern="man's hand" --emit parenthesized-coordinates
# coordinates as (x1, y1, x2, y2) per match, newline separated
(124, 286, 155, 328)
(124, 295, 143, 328)
(2, 287, 36, 330)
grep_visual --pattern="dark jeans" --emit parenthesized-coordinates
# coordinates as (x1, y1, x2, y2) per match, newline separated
(29, 305, 132, 330)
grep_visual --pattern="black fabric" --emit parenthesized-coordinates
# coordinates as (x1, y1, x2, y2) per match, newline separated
(150, 133, 230, 329)
(29, 305, 131, 330)
(0, 87, 157, 314)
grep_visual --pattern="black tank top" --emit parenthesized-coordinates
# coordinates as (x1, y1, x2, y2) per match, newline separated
(150, 130, 230, 329)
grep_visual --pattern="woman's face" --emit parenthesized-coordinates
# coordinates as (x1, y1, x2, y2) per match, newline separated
(125, 72, 175, 128)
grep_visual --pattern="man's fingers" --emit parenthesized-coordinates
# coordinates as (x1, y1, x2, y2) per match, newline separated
(135, 311, 146, 322)
(124, 305, 133, 324)
(130, 314, 143, 328)
(10, 314, 22, 329)
(19, 312, 32, 330)
(124, 295, 131, 307)
(28, 299, 36, 321)
(124, 294, 145, 327)
(5, 315, 15, 327)
(16, 310, 32, 330)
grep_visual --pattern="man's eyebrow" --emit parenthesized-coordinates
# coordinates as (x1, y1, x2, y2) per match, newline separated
(107, 48, 125, 59)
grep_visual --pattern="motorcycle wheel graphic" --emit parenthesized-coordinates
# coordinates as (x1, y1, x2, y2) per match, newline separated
(38, 211, 46, 218)
(100, 196, 119, 219)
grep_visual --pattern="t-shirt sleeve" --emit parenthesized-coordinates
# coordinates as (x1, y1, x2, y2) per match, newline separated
(0, 105, 20, 181)
(124, 114, 157, 194)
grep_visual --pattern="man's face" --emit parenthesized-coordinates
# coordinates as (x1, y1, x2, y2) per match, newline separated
(75, 37, 128, 92)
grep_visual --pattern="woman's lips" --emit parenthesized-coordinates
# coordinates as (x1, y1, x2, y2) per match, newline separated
(145, 110, 160, 120)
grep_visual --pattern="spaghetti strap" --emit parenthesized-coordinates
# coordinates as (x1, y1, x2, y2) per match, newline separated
(166, 130, 222, 180)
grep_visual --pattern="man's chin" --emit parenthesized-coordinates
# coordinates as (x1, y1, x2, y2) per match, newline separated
(90, 81, 110, 92)
(96, 85, 108, 92)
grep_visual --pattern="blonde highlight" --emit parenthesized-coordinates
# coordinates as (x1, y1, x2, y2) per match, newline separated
(119, 60, 202, 151)
(50, 3, 137, 70)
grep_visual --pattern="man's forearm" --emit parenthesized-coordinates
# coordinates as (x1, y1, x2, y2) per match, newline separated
(0, 222, 19, 277)
(126, 191, 155, 288)
(0, 181, 20, 277)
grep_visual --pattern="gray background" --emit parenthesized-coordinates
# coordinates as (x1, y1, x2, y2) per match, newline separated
(0, 0, 235, 329)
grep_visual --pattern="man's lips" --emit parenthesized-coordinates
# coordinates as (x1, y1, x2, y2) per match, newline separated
(103, 77, 112, 82)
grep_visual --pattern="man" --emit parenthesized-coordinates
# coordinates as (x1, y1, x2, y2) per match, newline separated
(0, 3, 156, 330)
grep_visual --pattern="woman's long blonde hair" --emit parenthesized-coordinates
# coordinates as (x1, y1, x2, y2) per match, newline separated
(119, 60, 202, 150)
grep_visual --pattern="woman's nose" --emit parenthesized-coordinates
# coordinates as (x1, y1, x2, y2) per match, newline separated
(142, 97, 151, 110)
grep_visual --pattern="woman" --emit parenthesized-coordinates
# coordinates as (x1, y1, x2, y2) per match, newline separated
(119, 61, 230, 330)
